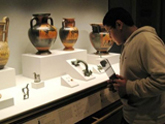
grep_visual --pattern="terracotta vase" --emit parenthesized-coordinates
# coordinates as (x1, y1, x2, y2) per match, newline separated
(59, 18, 78, 50)
(0, 17, 10, 69)
(89, 23, 113, 54)
(28, 13, 57, 55)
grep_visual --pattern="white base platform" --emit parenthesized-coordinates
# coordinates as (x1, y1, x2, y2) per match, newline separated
(31, 81, 45, 89)
(0, 67, 16, 90)
(0, 93, 14, 110)
(22, 49, 87, 80)
(87, 53, 120, 65)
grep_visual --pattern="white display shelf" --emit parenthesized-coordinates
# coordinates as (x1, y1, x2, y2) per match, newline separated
(61, 74, 79, 88)
(0, 62, 120, 122)
(22, 49, 87, 80)
(0, 67, 16, 90)
(87, 53, 120, 65)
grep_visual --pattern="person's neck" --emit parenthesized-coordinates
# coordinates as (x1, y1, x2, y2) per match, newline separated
(124, 25, 138, 42)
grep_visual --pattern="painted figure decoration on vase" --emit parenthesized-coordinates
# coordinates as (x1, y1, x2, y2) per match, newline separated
(59, 18, 79, 50)
(89, 23, 114, 55)
(28, 13, 57, 55)
(0, 16, 10, 69)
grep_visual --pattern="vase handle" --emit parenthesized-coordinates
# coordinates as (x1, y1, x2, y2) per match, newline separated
(30, 17, 37, 29)
(48, 17, 54, 25)
(3, 17, 9, 42)
(73, 20, 75, 27)
(62, 20, 65, 28)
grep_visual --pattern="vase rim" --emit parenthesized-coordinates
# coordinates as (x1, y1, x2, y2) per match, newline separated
(63, 18, 75, 20)
(33, 13, 51, 17)
(90, 23, 103, 26)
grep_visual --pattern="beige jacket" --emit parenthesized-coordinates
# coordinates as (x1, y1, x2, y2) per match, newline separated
(120, 26, 165, 124)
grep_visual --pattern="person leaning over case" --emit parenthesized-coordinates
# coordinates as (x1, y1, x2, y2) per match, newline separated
(103, 7, 165, 124)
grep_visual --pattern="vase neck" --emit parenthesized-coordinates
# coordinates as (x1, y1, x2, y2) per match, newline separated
(91, 25, 106, 33)
(65, 22, 74, 27)
(63, 18, 75, 27)
(33, 13, 50, 24)
(36, 16, 48, 24)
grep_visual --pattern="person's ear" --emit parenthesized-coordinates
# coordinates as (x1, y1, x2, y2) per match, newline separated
(116, 20, 123, 30)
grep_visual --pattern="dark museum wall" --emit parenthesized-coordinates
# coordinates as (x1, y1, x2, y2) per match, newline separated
(109, 0, 165, 53)
(0, 0, 108, 74)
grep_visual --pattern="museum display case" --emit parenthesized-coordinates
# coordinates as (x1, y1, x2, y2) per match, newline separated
(0, 48, 121, 124)
(0, 1, 127, 123)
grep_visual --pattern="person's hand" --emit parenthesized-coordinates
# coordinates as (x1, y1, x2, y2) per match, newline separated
(113, 75, 127, 97)
(107, 79, 117, 92)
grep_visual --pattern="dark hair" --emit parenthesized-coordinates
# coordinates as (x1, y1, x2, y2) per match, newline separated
(103, 7, 134, 28)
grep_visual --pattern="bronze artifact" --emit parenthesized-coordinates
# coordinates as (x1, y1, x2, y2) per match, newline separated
(33, 72, 41, 83)
(22, 84, 29, 100)
(0, 17, 10, 69)
(71, 59, 92, 77)
(97, 65, 103, 72)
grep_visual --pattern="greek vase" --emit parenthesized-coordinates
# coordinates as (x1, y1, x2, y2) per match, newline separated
(28, 13, 57, 55)
(89, 23, 113, 54)
(0, 17, 10, 69)
(59, 18, 79, 50)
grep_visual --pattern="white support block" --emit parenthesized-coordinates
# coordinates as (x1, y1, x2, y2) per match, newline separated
(0, 67, 16, 90)
(66, 59, 95, 81)
(0, 93, 14, 110)
(31, 81, 45, 89)
(87, 53, 120, 65)
(61, 74, 79, 88)
(22, 49, 87, 80)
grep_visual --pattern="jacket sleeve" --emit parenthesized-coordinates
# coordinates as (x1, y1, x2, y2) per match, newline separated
(126, 35, 165, 98)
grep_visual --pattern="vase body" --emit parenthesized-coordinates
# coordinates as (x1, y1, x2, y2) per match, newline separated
(0, 17, 10, 69)
(89, 24, 113, 54)
(59, 18, 78, 50)
(28, 13, 57, 55)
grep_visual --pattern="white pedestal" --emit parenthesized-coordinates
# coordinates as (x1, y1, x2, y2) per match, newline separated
(0, 67, 16, 90)
(31, 81, 45, 89)
(66, 59, 95, 81)
(22, 49, 87, 80)
(61, 74, 79, 88)
(0, 93, 14, 110)
(87, 53, 120, 65)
